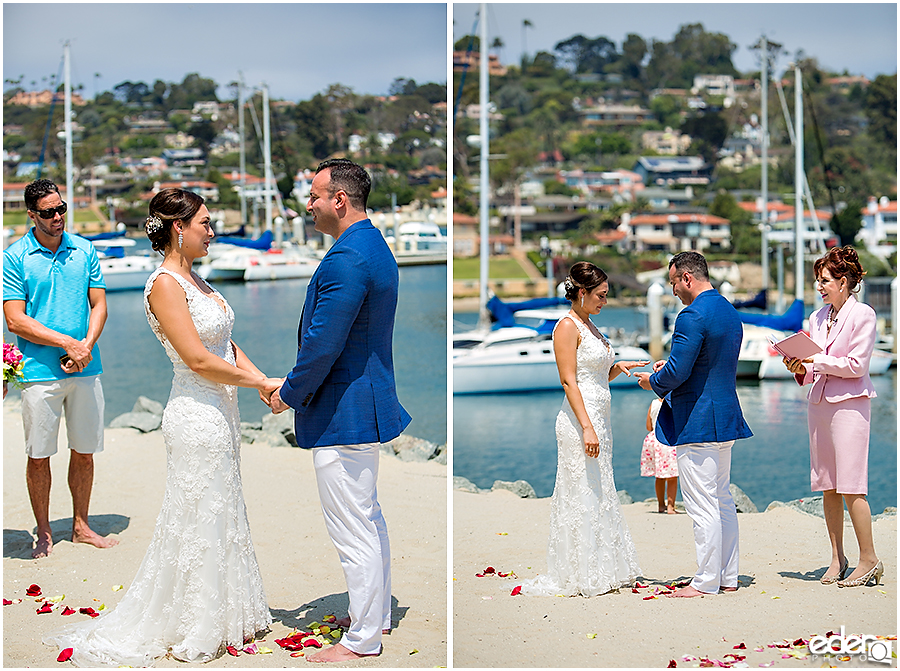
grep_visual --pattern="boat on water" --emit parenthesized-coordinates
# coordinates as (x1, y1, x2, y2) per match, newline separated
(386, 221, 448, 265)
(197, 241, 320, 282)
(90, 238, 155, 292)
(453, 298, 652, 394)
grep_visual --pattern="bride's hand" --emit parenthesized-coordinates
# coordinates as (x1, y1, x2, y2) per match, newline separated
(258, 377, 284, 405)
(582, 425, 599, 459)
(614, 360, 650, 377)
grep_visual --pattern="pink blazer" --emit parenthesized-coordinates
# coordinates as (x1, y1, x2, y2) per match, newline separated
(795, 295, 878, 404)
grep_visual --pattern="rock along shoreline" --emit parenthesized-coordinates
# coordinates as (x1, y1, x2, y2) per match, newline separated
(453, 474, 897, 521)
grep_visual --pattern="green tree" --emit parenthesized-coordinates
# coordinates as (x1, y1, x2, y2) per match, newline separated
(865, 74, 897, 146)
(293, 93, 333, 159)
(830, 200, 865, 247)
(554, 34, 619, 74)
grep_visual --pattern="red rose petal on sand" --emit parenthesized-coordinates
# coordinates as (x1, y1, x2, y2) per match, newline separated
(484, 566, 495, 574)
(497, 572, 510, 577)
(3, 599, 11, 606)
(510, 585, 522, 596)
(475, 573, 485, 577)
(733, 643, 746, 649)
(302, 638, 323, 648)
(26, 584, 42, 597)
(667, 661, 677, 668)
(635, 582, 647, 589)
(57, 648, 73, 662)
(37, 602, 53, 614)
(79, 607, 99, 618)
(226, 645, 240, 657)
(61, 606, 76, 616)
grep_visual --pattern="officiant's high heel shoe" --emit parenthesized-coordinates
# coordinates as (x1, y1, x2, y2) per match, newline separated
(837, 560, 884, 588)
(820, 557, 849, 585)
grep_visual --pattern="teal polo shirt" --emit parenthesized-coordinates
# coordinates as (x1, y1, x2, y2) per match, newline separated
(3, 228, 105, 382)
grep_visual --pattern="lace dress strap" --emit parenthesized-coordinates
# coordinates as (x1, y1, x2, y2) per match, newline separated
(552, 313, 583, 337)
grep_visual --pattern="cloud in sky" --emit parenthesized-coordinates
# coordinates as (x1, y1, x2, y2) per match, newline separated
(453, 3, 897, 79)
(4, 3, 448, 101)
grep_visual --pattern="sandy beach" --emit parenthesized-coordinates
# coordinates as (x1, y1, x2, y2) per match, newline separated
(3, 399, 447, 668)
(453, 489, 896, 668)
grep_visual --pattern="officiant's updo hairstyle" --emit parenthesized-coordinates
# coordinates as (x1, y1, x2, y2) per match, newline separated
(813, 246, 866, 294)
(564, 261, 608, 302)
(145, 188, 205, 254)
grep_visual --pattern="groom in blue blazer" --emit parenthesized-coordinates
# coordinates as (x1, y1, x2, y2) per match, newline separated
(271, 159, 411, 661)
(637, 251, 751, 597)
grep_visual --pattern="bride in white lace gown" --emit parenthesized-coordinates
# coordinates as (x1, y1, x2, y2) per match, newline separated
(45, 189, 283, 666)
(521, 262, 647, 597)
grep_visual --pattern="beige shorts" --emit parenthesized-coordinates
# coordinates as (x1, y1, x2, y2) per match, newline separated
(21, 376, 105, 459)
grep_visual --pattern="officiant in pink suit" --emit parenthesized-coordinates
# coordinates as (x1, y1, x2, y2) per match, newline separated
(783, 246, 882, 588)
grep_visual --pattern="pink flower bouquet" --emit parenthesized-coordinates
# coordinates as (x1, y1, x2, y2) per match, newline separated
(3, 342, 25, 388)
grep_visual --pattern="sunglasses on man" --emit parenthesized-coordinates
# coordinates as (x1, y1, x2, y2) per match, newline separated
(30, 201, 68, 219)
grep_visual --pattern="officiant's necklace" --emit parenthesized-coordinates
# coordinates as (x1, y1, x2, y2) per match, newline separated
(826, 299, 845, 335)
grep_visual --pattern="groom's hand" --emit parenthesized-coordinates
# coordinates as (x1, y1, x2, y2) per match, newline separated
(269, 388, 290, 414)
(635, 371, 653, 391)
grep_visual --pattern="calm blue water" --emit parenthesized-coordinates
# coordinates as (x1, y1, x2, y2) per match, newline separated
(453, 308, 897, 514)
(5, 255, 446, 445)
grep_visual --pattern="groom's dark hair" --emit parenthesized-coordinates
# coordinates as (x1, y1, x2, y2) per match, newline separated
(669, 251, 709, 281)
(316, 158, 370, 211)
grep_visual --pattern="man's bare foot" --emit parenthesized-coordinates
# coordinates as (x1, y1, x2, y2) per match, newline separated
(666, 507, 680, 514)
(72, 529, 119, 549)
(657, 507, 666, 514)
(32, 533, 53, 559)
(334, 616, 390, 634)
(307, 643, 378, 663)
(666, 585, 708, 598)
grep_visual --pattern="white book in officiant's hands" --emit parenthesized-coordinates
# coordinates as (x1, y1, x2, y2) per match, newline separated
(766, 331, 823, 360)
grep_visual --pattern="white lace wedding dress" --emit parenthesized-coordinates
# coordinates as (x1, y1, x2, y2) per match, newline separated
(44, 267, 272, 666)
(521, 314, 641, 597)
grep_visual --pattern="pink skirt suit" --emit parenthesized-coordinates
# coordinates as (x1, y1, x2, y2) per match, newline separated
(794, 296, 877, 495)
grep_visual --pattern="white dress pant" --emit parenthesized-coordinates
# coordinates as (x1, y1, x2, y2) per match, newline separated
(675, 441, 739, 594)
(312, 443, 390, 655)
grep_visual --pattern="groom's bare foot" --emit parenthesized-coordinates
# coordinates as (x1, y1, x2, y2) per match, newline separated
(307, 644, 378, 663)
(32, 532, 53, 559)
(334, 616, 390, 634)
(667, 585, 708, 598)
(72, 528, 119, 549)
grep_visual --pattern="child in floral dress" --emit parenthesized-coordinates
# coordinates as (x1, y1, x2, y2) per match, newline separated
(639, 398, 679, 513)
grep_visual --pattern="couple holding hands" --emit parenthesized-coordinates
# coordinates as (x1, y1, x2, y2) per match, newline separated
(45, 159, 411, 666)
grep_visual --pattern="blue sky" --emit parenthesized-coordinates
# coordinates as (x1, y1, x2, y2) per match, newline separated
(453, 3, 897, 79)
(3, 3, 448, 101)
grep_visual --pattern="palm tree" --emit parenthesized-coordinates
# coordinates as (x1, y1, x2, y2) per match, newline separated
(522, 19, 533, 68)
(491, 37, 504, 65)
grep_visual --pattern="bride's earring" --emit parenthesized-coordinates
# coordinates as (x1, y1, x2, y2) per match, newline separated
(178, 230, 183, 248)
(581, 293, 584, 308)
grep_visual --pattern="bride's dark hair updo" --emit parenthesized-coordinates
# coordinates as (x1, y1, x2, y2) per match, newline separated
(145, 188, 205, 255)
(813, 246, 867, 294)
(563, 261, 608, 302)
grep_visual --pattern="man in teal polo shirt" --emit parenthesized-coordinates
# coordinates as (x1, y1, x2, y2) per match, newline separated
(3, 178, 118, 559)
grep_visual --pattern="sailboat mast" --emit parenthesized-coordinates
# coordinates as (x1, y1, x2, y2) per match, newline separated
(478, 2, 490, 326)
(759, 36, 769, 292)
(794, 65, 804, 301)
(64, 41, 74, 234)
(238, 72, 247, 227)
(263, 83, 273, 233)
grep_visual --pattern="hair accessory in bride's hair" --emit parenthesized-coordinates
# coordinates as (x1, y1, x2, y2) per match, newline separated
(564, 276, 575, 292)
(145, 215, 163, 235)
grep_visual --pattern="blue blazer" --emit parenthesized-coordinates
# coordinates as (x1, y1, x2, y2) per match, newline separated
(280, 219, 412, 448)
(649, 289, 752, 446)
